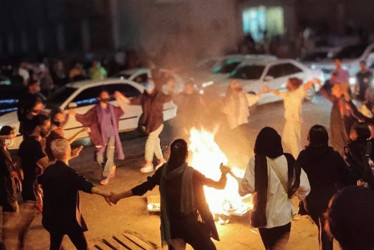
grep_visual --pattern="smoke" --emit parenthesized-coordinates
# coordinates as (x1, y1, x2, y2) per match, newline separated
(117, 0, 239, 70)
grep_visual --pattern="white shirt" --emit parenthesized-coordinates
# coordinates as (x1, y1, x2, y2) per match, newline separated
(239, 155, 310, 228)
(18, 68, 30, 86)
(279, 87, 306, 122)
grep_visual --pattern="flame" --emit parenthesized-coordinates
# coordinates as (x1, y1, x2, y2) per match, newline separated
(188, 128, 252, 216)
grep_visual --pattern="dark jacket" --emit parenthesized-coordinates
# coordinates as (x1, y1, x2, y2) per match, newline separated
(0, 146, 18, 211)
(297, 145, 353, 217)
(39, 161, 94, 232)
(345, 139, 374, 189)
(131, 91, 172, 134)
(132, 165, 226, 241)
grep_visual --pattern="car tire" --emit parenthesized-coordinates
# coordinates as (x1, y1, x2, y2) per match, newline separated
(305, 86, 315, 101)
(138, 113, 148, 135)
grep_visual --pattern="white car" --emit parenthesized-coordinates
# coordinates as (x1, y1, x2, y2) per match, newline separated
(203, 58, 324, 105)
(310, 43, 374, 81)
(0, 79, 177, 149)
(115, 68, 185, 94)
(193, 54, 277, 90)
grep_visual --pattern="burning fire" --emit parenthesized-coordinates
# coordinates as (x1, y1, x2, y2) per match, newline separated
(188, 128, 252, 218)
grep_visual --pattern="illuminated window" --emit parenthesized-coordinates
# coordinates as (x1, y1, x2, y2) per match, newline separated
(242, 6, 284, 41)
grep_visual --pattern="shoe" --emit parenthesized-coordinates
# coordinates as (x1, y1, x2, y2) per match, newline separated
(155, 160, 166, 170)
(140, 164, 154, 173)
(100, 177, 110, 185)
(109, 165, 116, 179)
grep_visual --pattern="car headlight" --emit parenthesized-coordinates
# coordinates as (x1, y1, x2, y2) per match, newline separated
(349, 77, 356, 85)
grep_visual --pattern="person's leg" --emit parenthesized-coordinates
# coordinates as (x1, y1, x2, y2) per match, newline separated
(102, 136, 115, 178)
(66, 227, 88, 250)
(282, 120, 301, 158)
(258, 228, 271, 250)
(152, 124, 165, 162)
(318, 216, 333, 250)
(96, 146, 104, 167)
(267, 223, 291, 250)
(49, 231, 64, 250)
(168, 239, 186, 250)
(2, 208, 20, 250)
(17, 202, 36, 249)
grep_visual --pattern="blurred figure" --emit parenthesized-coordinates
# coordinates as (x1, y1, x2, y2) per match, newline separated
(239, 127, 310, 250)
(223, 80, 264, 130)
(69, 62, 86, 82)
(320, 83, 358, 155)
(39, 139, 110, 250)
(0, 126, 21, 249)
(354, 60, 373, 101)
(265, 78, 320, 157)
(17, 114, 51, 249)
(51, 60, 67, 87)
(38, 66, 54, 98)
(344, 122, 374, 189)
(110, 139, 230, 250)
(330, 59, 350, 86)
(90, 60, 107, 81)
(45, 109, 86, 162)
(19, 98, 44, 137)
(297, 125, 353, 250)
(18, 61, 30, 86)
(124, 78, 174, 173)
(70, 90, 126, 185)
(174, 79, 204, 138)
(326, 186, 374, 250)
(17, 79, 43, 126)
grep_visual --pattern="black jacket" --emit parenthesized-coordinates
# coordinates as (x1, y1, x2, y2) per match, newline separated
(297, 145, 353, 217)
(39, 161, 94, 232)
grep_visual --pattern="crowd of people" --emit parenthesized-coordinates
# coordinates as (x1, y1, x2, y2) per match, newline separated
(1, 57, 374, 250)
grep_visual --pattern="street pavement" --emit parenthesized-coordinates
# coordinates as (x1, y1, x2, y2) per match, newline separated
(16, 95, 342, 249)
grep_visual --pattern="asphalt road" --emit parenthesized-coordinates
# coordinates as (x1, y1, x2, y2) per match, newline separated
(16, 95, 342, 249)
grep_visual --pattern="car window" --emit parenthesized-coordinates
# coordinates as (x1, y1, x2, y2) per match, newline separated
(282, 63, 303, 75)
(213, 61, 241, 74)
(230, 65, 265, 80)
(72, 86, 103, 107)
(105, 83, 141, 98)
(47, 87, 77, 108)
(334, 44, 367, 59)
(266, 63, 302, 79)
(266, 64, 284, 78)
(133, 73, 148, 85)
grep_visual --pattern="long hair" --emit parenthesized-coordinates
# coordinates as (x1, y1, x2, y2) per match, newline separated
(308, 124, 329, 147)
(167, 139, 188, 169)
(254, 127, 283, 158)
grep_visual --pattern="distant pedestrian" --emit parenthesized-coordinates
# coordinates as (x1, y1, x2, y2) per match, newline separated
(0, 126, 21, 249)
(122, 78, 174, 173)
(239, 127, 310, 250)
(19, 97, 45, 137)
(265, 78, 320, 157)
(46, 109, 86, 162)
(39, 67, 55, 98)
(51, 60, 68, 87)
(70, 90, 126, 185)
(326, 186, 374, 250)
(18, 62, 30, 86)
(90, 60, 107, 81)
(39, 139, 111, 250)
(69, 62, 86, 82)
(17, 114, 51, 248)
(354, 60, 373, 101)
(110, 139, 230, 250)
(330, 59, 350, 86)
(297, 125, 353, 250)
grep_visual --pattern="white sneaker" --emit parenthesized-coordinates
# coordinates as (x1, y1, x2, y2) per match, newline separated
(140, 164, 154, 173)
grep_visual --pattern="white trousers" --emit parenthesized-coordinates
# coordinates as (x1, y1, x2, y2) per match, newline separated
(145, 124, 164, 162)
(282, 119, 302, 158)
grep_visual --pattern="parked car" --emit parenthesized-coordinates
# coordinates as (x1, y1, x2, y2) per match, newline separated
(202, 58, 324, 105)
(310, 43, 374, 81)
(0, 79, 177, 149)
(115, 68, 185, 94)
(193, 54, 277, 91)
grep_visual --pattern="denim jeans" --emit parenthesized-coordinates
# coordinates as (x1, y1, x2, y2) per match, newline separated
(145, 124, 164, 162)
(96, 136, 115, 178)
